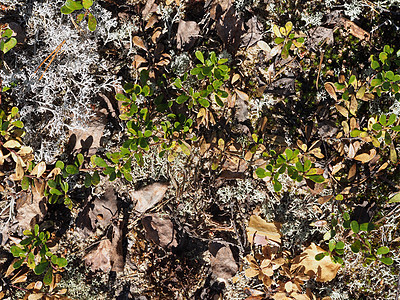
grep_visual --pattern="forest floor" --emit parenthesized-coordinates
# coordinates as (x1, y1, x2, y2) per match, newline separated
(1, 0, 400, 299)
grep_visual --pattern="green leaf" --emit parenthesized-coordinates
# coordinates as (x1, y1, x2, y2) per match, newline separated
(348, 75, 356, 86)
(11, 120, 23, 128)
(27, 252, 35, 269)
(64, 0, 83, 10)
(82, 0, 93, 9)
(56, 161, 64, 169)
(198, 98, 210, 107)
(359, 222, 374, 232)
(379, 52, 388, 63)
(379, 257, 393, 265)
(335, 241, 345, 250)
(371, 78, 382, 87)
(371, 60, 380, 70)
(91, 171, 100, 185)
(329, 240, 336, 252)
(392, 125, 400, 131)
(372, 123, 382, 131)
(307, 175, 325, 183)
(50, 188, 63, 196)
(21, 176, 30, 190)
(273, 181, 282, 192)
(176, 94, 189, 104)
(379, 114, 387, 126)
(34, 224, 39, 236)
(13, 258, 24, 269)
(343, 212, 350, 221)
(315, 253, 326, 261)
(351, 240, 361, 253)
(34, 261, 49, 275)
(84, 173, 92, 188)
(66, 165, 78, 175)
(295, 161, 303, 172)
(255, 168, 267, 178)
(195, 51, 204, 64)
(1, 37, 17, 54)
(377, 246, 390, 255)
(94, 157, 108, 168)
(350, 220, 359, 234)
(10, 245, 23, 257)
(389, 193, 400, 203)
(76, 153, 84, 166)
(88, 13, 97, 31)
(386, 71, 395, 81)
(43, 269, 53, 285)
(57, 257, 68, 268)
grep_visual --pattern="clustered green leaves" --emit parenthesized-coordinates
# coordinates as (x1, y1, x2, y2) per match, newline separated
(255, 148, 325, 192)
(317, 212, 393, 266)
(61, 0, 97, 31)
(10, 224, 68, 285)
(0, 28, 17, 54)
(175, 51, 230, 108)
(370, 45, 400, 99)
(0, 107, 24, 140)
(272, 21, 305, 59)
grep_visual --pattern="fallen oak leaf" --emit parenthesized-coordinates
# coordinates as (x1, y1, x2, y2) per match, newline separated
(247, 215, 281, 245)
(291, 243, 340, 282)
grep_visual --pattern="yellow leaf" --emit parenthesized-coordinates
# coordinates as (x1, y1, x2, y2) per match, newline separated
(356, 85, 366, 99)
(291, 243, 340, 282)
(324, 82, 337, 101)
(390, 143, 398, 164)
(247, 215, 281, 245)
(3, 140, 21, 149)
(285, 21, 293, 35)
(272, 24, 282, 38)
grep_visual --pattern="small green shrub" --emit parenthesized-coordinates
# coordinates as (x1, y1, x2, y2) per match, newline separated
(10, 224, 68, 285)
(61, 0, 97, 31)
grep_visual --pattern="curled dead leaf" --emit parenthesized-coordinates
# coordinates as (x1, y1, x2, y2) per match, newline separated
(31, 161, 46, 178)
(132, 36, 147, 51)
(324, 82, 337, 101)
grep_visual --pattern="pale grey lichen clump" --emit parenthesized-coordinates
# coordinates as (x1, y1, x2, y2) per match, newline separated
(0, 0, 120, 163)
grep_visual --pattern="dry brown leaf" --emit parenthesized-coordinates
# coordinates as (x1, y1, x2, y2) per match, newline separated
(132, 36, 147, 51)
(142, 213, 178, 248)
(335, 104, 348, 118)
(133, 55, 147, 69)
(27, 293, 44, 300)
(348, 143, 355, 159)
(257, 40, 271, 52)
(341, 17, 370, 41)
(354, 153, 372, 163)
(209, 242, 238, 280)
(318, 195, 333, 204)
(31, 161, 46, 178)
(3, 140, 21, 148)
(247, 215, 281, 245)
(84, 239, 112, 272)
(348, 163, 357, 180)
(291, 243, 340, 282)
(349, 117, 357, 131)
(145, 15, 158, 30)
(231, 73, 240, 84)
(176, 20, 200, 50)
(349, 95, 357, 116)
(131, 182, 169, 213)
(46, 167, 61, 179)
(11, 274, 27, 284)
(324, 82, 337, 101)
(235, 89, 249, 101)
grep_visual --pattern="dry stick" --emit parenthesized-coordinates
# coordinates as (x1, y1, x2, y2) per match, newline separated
(34, 39, 66, 80)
